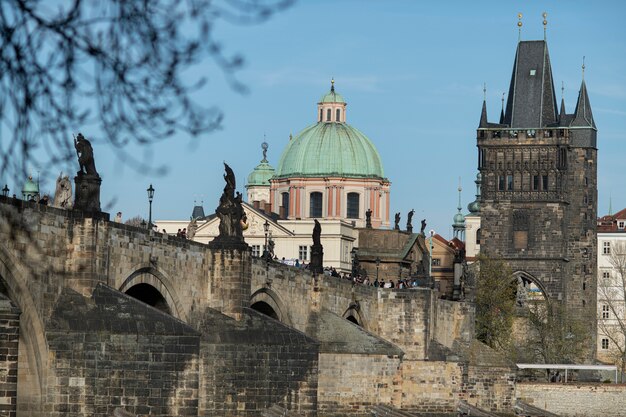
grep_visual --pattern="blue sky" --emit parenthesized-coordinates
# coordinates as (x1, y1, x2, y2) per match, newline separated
(33, 1, 626, 236)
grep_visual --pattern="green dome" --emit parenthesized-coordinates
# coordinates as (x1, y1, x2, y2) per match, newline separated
(453, 212, 465, 226)
(22, 176, 39, 194)
(319, 90, 345, 104)
(274, 123, 385, 179)
(247, 161, 275, 187)
(467, 172, 482, 214)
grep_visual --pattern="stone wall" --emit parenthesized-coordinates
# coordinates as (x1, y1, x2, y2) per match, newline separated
(433, 299, 474, 349)
(317, 353, 401, 417)
(0, 296, 19, 417)
(516, 382, 626, 417)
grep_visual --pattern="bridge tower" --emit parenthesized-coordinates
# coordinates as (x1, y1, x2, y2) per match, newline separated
(477, 38, 597, 348)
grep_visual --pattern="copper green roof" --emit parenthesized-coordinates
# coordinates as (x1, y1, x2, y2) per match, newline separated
(274, 122, 385, 179)
(247, 161, 275, 187)
(22, 176, 39, 194)
(319, 90, 345, 104)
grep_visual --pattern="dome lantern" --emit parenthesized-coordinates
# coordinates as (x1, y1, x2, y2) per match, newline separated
(317, 78, 347, 123)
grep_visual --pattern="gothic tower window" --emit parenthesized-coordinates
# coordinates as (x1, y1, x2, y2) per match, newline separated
(310, 192, 323, 218)
(498, 175, 505, 191)
(507, 174, 513, 190)
(513, 210, 530, 250)
(347, 192, 360, 219)
(533, 175, 539, 191)
(542, 175, 549, 190)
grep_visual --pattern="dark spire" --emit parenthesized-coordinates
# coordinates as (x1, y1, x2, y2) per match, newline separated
(571, 79, 596, 128)
(479, 83, 488, 128)
(499, 92, 505, 124)
(503, 40, 558, 128)
(479, 99, 488, 128)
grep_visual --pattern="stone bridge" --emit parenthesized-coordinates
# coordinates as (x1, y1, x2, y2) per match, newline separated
(0, 197, 513, 417)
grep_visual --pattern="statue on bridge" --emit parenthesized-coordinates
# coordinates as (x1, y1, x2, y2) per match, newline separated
(406, 209, 415, 233)
(72, 133, 102, 212)
(209, 162, 247, 249)
(310, 219, 323, 274)
(394, 212, 400, 230)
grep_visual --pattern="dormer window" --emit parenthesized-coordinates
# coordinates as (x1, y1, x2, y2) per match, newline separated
(619, 221, 625, 230)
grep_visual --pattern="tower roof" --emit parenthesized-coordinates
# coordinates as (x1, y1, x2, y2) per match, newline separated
(571, 79, 596, 129)
(503, 40, 558, 128)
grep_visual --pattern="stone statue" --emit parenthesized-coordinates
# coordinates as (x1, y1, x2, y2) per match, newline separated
(187, 217, 198, 240)
(74, 133, 99, 177)
(72, 133, 102, 212)
(267, 237, 275, 259)
(420, 219, 427, 235)
(209, 162, 246, 248)
(52, 173, 73, 209)
(310, 219, 323, 274)
(406, 209, 415, 232)
(365, 208, 372, 228)
(394, 212, 400, 230)
(313, 219, 322, 246)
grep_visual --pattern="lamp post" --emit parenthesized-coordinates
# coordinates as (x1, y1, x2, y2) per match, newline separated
(263, 219, 270, 259)
(147, 184, 155, 230)
(375, 257, 381, 282)
(1, 184, 8, 197)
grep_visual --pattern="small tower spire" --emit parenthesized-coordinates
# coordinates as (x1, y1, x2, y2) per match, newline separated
(261, 141, 268, 163)
(542, 12, 548, 40)
(499, 92, 505, 124)
(609, 193, 613, 216)
(479, 83, 488, 128)
(330, 77, 335, 93)
(457, 179, 463, 213)
(582, 56, 586, 80)
(517, 13, 523, 42)
(559, 81, 566, 123)
(452, 178, 465, 240)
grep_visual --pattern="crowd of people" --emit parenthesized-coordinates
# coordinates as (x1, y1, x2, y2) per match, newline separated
(321, 266, 422, 289)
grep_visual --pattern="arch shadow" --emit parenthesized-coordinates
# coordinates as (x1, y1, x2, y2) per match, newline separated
(119, 266, 187, 322)
(250, 288, 293, 326)
(0, 244, 48, 414)
(342, 302, 368, 330)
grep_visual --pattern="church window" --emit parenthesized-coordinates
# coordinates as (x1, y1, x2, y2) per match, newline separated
(476, 228, 481, 245)
(603, 241, 611, 255)
(347, 192, 360, 219)
(532, 175, 539, 191)
(310, 192, 323, 218)
(602, 305, 610, 319)
(326, 108, 331, 121)
(299, 245, 308, 261)
(506, 175, 513, 190)
(583, 195, 588, 204)
(251, 245, 261, 257)
(336, 108, 341, 121)
(319, 109, 323, 122)
(542, 175, 548, 190)
(513, 210, 529, 250)
(601, 338, 609, 349)
(584, 177, 588, 186)
(281, 192, 290, 216)
(498, 176, 505, 191)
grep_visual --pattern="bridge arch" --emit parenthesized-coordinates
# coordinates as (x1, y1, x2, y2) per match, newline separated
(250, 288, 293, 326)
(342, 303, 367, 329)
(511, 270, 550, 306)
(119, 266, 187, 321)
(0, 244, 47, 415)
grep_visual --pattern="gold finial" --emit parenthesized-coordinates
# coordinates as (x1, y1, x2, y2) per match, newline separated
(543, 12, 548, 40)
(518, 13, 523, 41)
(330, 77, 335, 92)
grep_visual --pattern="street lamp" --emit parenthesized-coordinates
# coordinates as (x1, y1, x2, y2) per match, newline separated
(375, 257, 381, 282)
(147, 184, 155, 229)
(1, 184, 8, 197)
(263, 219, 270, 259)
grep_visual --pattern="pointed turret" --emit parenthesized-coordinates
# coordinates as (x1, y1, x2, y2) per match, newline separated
(499, 93, 505, 124)
(479, 99, 488, 128)
(503, 40, 558, 128)
(558, 97, 566, 125)
(571, 79, 596, 128)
